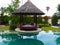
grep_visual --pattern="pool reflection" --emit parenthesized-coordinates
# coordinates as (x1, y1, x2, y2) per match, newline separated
(8, 38, 44, 45)
(56, 37, 60, 45)
(0, 31, 59, 45)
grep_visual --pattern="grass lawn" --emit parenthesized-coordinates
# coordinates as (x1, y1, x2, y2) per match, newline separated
(0, 26, 9, 31)
(0, 26, 18, 34)
(42, 27, 60, 32)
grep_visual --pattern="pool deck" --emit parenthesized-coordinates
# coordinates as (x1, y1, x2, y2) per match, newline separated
(15, 28, 41, 36)
(15, 28, 41, 33)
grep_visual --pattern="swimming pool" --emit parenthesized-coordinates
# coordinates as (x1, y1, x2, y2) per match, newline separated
(0, 30, 60, 45)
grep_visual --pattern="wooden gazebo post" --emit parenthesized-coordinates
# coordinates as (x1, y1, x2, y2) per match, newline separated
(20, 15, 23, 23)
(34, 15, 37, 26)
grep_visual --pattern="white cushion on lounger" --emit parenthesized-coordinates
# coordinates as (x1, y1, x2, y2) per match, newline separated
(23, 25, 32, 27)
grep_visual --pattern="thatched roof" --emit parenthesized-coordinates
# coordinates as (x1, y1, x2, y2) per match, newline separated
(13, 0, 45, 15)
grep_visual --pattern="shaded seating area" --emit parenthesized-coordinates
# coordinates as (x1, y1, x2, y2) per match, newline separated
(12, 0, 45, 30)
(20, 23, 37, 30)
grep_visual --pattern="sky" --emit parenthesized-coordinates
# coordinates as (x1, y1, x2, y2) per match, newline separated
(0, 0, 60, 16)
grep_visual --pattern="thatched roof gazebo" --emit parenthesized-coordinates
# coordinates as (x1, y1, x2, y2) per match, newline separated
(13, 0, 44, 15)
(13, 0, 45, 30)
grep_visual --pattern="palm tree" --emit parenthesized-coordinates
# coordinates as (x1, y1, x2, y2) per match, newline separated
(46, 6, 50, 15)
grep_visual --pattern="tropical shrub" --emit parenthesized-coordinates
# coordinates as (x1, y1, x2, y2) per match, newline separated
(9, 15, 20, 30)
(51, 15, 58, 26)
(43, 16, 48, 24)
(37, 16, 42, 24)
(3, 15, 10, 25)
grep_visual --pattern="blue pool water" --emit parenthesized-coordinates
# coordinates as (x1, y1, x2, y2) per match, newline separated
(0, 31, 60, 45)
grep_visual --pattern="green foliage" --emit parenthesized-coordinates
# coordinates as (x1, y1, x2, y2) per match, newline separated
(0, 17, 2, 25)
(0, 7, 6, 16)
(5, 0, 20, 15)
(37, 16, 42, 24)
(43, 16, 48, 24)
(3, 15, 10, 25)
(51, 15, 58, 26)
(38, 16, 50, 28)
(22, 16, 43, 24)
(5, 0, 20, 30)
(0, 16, 9, 25)
(57, 4, 60, 12)
(53, 4, 60, 17)
(23, 16, 34, 23)
(38, 24, 50, 28)
(0, 7, 7, 25)
(9, 15, 20, 30)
